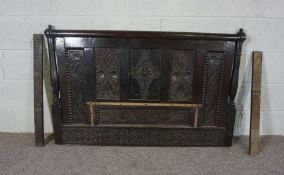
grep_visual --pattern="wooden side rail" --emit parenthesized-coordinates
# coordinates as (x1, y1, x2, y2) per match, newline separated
(249, 51, 263, 155)
(33, 34, 54, 146)
(87, 102, 202, 128)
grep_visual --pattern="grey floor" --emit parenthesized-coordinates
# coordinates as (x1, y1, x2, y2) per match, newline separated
(0, 133, 283, 175)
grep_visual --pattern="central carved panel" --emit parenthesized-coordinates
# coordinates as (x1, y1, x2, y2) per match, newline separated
(130, 49, 160, 100)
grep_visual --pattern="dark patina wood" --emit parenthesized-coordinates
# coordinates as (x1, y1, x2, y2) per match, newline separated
(34, 34, 44, 146)
(42, 25, 246, 146)
(33, 34, 54, 146)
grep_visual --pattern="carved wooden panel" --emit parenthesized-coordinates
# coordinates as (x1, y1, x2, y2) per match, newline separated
(170, 50, 195, 101)
(95, 48, 120, 99)
(61, 127, 225, 146)
(130, 49, 161, 100)
(44, 26, 245, 146)
(66, 50, 88, 123)
(97, 109, 193, 126)
(200, 52, 225, 126)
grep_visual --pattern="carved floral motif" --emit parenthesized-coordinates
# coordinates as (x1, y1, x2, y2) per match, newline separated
(170, 50, 194, 101)
(95, 48, 120, 99)
(131, 49, 160, 100)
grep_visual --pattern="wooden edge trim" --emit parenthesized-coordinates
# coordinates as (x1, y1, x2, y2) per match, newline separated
(87, 101, 202, 108)
(45, 25, 246, 41)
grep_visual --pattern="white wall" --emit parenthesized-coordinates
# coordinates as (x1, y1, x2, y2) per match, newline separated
(0, 0, 283, 135)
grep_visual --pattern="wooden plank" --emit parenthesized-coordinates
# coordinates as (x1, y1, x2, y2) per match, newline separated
(34, 34, 44, 146)
(249, 51, 262, 155)
(34, 34, 54, 146)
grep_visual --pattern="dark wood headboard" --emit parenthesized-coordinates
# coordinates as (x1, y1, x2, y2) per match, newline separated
(42, 25, 246, 146)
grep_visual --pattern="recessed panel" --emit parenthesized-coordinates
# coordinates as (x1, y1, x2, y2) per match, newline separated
(170, 50, 195, 101)
(95, 48, 121, 100)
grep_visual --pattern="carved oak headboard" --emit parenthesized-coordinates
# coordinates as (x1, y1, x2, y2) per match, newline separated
(43, 25, 246, 146)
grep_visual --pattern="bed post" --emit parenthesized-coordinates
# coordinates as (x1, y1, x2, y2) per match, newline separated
(44, 25, 62, 144)
(225, 29, 246, 146)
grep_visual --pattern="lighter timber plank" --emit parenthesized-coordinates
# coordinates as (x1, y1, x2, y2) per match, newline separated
(249, 51, 262, 155)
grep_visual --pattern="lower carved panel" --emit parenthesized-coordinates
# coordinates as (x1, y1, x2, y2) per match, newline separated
(97, 109, 193, 126)
(61, 127, 225, 146)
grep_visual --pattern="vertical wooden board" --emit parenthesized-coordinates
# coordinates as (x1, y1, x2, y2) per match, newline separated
(46, 32, 63, 144)
(160, 49, 171, 101)
(201, 52, 225, 126)
(33, 34, 44, 146)
(219, 42, 235, 128)
(195, 49, 206, 127)
(250, 129, 260, 155)
(225, 39, 244, 146)
(251, 93, 261, 129)
(249, 51, 262, 155)
(43, 35, 53, 111)
(120, 48, 130, 100)
(84, 48, 95, 102)
(252, 52, 263, 92)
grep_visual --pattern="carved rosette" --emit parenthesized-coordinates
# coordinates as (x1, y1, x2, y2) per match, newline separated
(131, 49, 160, 100)
(95, 48, 120, 99)
(170, 50, 194, 101)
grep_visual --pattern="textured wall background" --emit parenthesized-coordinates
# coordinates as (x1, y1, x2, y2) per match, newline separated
(0, 0, 283, 135)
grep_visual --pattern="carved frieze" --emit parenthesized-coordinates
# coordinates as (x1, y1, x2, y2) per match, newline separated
(62, 127, 225, 146)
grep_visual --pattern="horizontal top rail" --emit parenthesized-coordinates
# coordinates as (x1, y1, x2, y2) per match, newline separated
(44, 25, 246, 41)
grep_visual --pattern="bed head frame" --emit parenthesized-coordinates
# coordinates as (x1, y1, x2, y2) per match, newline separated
(34, 25, 246, 146)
